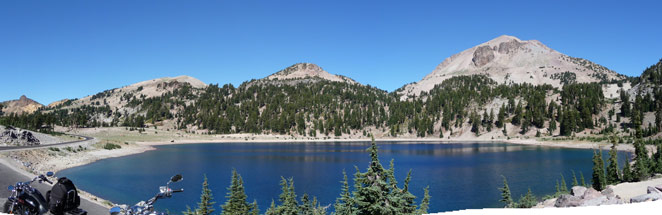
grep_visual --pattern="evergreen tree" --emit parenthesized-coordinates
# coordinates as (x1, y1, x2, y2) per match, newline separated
(496, 105, 505, 128)
(416, 186, 430, 215)
(653, 144, 662, 174)
(272, 177, 299, 215)
(580, 171, 587, 187)
(622, 154, 633, 182)
(633, 141, 651, 181)
(499, 176, 516, 208)
(334, 170, 354, 215)
(265, 200, 277, 215)
(592, 150, 606, 191)
(571, 170, 579, 187)
(352, 139, 398, 214)
(559, 173, 568, 193)
(221, 169, 258, 215)
(517, 188, 537, 208)
(606, 143, 621, 184)
(193, 175, 215, 215)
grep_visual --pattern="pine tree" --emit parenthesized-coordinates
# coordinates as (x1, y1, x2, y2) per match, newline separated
(334, 170, 354, 215)
(416, 186, 430, 215)
(571, 170, 579, 187)
(299, 194, 312, 215)
(622, 154, 633, 182)
(496, 105, 505, 128)
(633, 140, 651, 181)
(579, 171, 587, 187)
(221, 169, 257, 215)
(517, 188, 537, 208)
(194, 175, 216, 215)
(559, 173, 568, 193)
(272, 177, 299, 215)
(606, 143, 621, 184)
(592, 150, 606, 191)
(265, 200, 277, 215)
(352, 139, 397, 214)
(499, 175, 516, 208)
(653, 144, 662, 174)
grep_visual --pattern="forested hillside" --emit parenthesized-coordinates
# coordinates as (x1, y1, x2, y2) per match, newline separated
(1, 60, 661, 142)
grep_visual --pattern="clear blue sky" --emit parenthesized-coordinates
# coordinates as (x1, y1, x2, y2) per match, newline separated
(1, 0, 660, 105)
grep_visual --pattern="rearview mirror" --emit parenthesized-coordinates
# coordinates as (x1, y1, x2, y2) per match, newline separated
(110, 206, 122, 215)
(170, 174, 183, 183)
(46, 172, 54, 177)
(7, 185, 14, 191)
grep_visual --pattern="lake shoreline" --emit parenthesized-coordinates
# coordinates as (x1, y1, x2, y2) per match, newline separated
(0, 132, 638, 212)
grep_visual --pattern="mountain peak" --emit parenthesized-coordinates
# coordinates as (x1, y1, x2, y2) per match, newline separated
(398, 35, 623, 98)
(1, 95, 43, 115)
(265, 63, 357, 84)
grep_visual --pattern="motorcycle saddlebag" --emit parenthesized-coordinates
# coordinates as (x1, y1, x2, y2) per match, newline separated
(48, 177, 81, 215)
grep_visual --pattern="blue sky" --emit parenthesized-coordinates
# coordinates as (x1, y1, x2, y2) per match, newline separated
(1, 0, 661, 105)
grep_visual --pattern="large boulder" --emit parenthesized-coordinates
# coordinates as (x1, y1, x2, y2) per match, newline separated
(580, 195, 608, 206)
(571, 186, 587, 197)
(601, 186, 615, 198)
(582, 188, 602, 200)
(555, 194, 583, 207)
(534, 198, 557, 208)
(647, 186, 662, 194)
(630, 193, 662, 203)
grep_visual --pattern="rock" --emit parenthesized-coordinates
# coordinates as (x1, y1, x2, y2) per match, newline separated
(0, 129, 40, 146)
(571, 186, 587, 197)
(630, 193, 662, 203)
(555, 194, 583, 207)
(535, 198, 557, 208)
(498, 39, 523, 54)
(601, 196, 625, 205)
(472, 45, 495, 67)
(656, 185, 662, 192)
(582, 188, 602, 200)
(648, 186, 662, 194)
(580, 195, 608, 206)
(601, 186, 615, 198)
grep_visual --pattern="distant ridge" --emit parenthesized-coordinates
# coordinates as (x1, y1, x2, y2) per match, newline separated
(1, 95, 44, 115)
(264, 63, 358, 85)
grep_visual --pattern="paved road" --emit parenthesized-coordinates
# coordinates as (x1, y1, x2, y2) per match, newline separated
(1, 134, 110, 214)
(0, 134, 93, 152)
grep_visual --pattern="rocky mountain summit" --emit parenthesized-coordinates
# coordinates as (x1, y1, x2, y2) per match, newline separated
(264, 63, 358, 85)
(398, 35, 625, 98)
(1, 95, 44, 116)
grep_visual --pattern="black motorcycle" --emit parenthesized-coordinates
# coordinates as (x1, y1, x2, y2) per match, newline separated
(3, 172, 53, 214)
(3, 172, 87, 215)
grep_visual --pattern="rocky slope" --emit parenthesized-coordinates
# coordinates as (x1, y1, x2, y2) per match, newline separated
(398, 35, 625, 99)
(1, 95, 44, 116)
(48, 75, 206, 111)
(262, 63, 358, 85)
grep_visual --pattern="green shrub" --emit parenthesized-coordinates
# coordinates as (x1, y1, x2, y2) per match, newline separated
(103, 143, 122, 150)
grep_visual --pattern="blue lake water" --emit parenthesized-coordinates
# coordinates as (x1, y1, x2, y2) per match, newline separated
(58, 142, 628, 213)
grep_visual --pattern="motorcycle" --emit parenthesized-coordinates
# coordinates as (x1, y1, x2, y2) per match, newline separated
(3, 171, 87, 215)
(3, 172, 53, 214)
(109, 174, 184, 215)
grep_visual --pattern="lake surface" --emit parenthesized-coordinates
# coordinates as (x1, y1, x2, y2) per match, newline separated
(58, 142, 628, 213)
